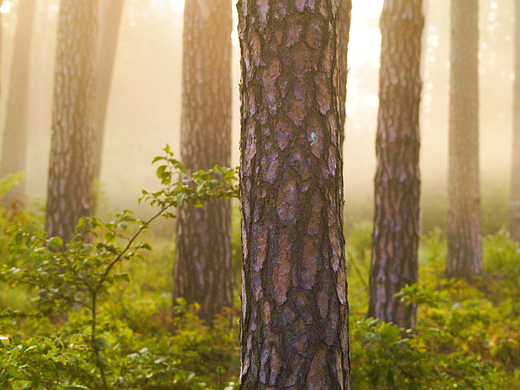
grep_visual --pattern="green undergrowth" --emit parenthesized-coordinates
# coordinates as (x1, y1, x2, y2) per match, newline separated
(347, 222, 520, 389)
(1, 162, 520, 388)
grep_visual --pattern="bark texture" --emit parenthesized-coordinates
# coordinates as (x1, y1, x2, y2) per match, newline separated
(0, 0, 36, 204)
(509, 0, 520, 242)
(446, 0, 482, 278)
(173, 0, 233, 325)
(338, 0, 352, 144)
(237, 1, 350, 388)
(45, 0, 97, 244)
(368, 0, 423, 330)
(92, 0, 125, 183)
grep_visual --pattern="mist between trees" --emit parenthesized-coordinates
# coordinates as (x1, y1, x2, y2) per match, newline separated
(0, 0, 519, 388)
(0, 0, 514, 233)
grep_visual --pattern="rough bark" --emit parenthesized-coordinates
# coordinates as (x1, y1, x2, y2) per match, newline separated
(237, 1, 350, 388)
(45, 0, 98, 244)
(92, 0, 125, 183)
(446, 0, 482, 278)
(509, 0, 520, 242)
(0, 0, 36, 205)
(173, 0, 233, 325)
(368, 0, 423, 330)
(338, 0, 352, 145)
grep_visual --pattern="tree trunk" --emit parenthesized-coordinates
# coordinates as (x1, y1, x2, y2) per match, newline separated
(338, 0, 352, 145)
(368, 0, 424, 330)
(509, 0, 520, 242)
(92, 0, 125, 183)
(173, 0, 233, 325)
(237, 1, 350, 388)
(0, 0, 36, 205)
(45, 0, 98, 244)
(446, 0, 482, 279)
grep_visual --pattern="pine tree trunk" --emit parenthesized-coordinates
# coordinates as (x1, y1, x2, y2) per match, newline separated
(92, 0, 125, 183)
(45, 0, 97, 244)
(173, 0, 233, 325)
(0, 0, 36, 205)
(237, 1, 350, 388)
(338, 0, 352, 145)
(368, 0, 424, 330)
(446, 0, 482, 279)
(509, 0, 520, 242)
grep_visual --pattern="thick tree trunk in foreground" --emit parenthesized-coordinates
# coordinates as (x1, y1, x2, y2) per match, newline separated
(173, 0, 233, 325)
(92, 0, 125, 183)
(45, 0, 97, 244)
(338, 0, 352, 145)
(237, 1, 350, 388)
(0, 0, 36, 205)
(446, 0, 482, 279)
(368, 0, 424, 330)
(509, 0, 520, 242)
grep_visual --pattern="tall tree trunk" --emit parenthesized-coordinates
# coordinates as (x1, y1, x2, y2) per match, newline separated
(237, 1, 350, 388)
(0, 0, 36, 205)
(173, 0, 233, 325)
(338, 0, 352, 145)
(446, 0, 482, 279)
(92, 0, 125, 183)
(368, 0, 424, 330)
(509, 0, 520, 242)
(45, 0, 98, 244)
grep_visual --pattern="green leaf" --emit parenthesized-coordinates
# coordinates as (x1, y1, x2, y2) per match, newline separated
(64, 386, 90, 390)
(5, 225, 18, 234)
(48, 236, 63, 250)
(7, 366, 25, 379)
(104, 232, 116, 243)
(176, 192, 186, 206)
(137, 242, 152, 250)
(156, 165, 167, 179)
(152, 156, 164, 164)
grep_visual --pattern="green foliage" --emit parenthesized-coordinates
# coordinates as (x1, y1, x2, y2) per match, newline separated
(1, 149, 520, 389)
(0, 147, 239, 389)
(348, 224, 520, 389)
(482, 229, 520, 304)
(345, 221, 372, 314)
(353, 284, 505, 390)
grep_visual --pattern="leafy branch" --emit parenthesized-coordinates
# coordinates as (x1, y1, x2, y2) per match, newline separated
(0, 146, 239, 389)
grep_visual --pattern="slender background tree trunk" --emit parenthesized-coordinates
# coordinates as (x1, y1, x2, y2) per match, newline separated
(173, 0, 233, 325)
(509, 0, 520, 242)
(446, 0, 482, 278)
(339, 0, 352, 145)
(45, 0, 98, 243)
(368, 0, 424, 330)
(92, 0, 125, 185)
(237, 1, 350, 388)
(0, 0, 36, 205)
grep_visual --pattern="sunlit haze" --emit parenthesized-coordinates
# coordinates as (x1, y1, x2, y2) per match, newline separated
(169, 0, 385, 17)
(0, 0, 11, 14)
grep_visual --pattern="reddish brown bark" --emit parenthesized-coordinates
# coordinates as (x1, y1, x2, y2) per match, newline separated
(237, 1, 350, 388)
(446, 0, 482, 278)
(45, 0, 98, 244)
(0, 0, 36, 204)
(173, 0, 233, 325)
(368, 0, 424, 330)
